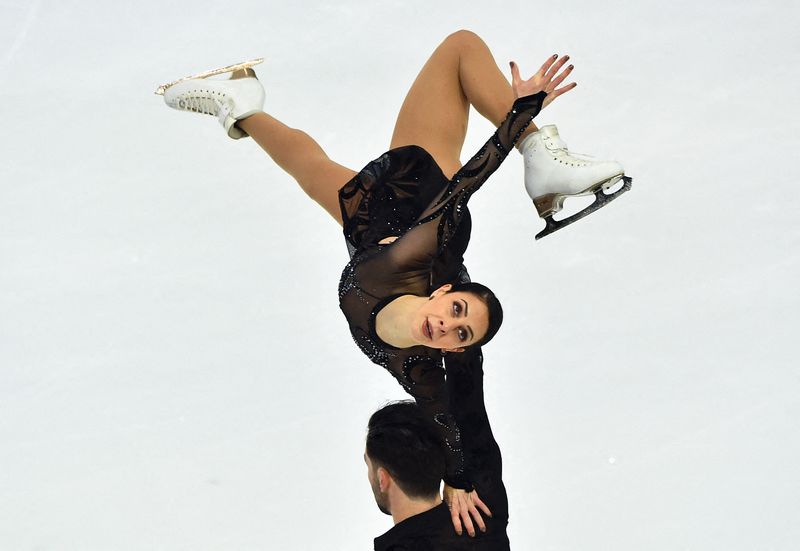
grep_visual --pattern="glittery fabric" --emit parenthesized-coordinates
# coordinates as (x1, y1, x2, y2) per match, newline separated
(338, 93, 545, 490)
(374, 348, 513, 550)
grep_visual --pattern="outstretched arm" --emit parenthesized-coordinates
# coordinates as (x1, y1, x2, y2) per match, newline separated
(384, 54, 577, 263)
(442, 347, 508, 536)
(401, 91, 546, 258)
(390, 354, 472, 490)
(376, 90, 545, 278)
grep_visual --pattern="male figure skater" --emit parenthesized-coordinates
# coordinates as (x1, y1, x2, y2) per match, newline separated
(365, 348, 511, 550)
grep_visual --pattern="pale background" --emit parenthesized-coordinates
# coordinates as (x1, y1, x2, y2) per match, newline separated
(1, 1, 798, 550)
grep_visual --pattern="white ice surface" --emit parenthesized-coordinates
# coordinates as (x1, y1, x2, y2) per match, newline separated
(1, 1, 799, 550)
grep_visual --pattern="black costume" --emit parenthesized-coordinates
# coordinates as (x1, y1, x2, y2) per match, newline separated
(373, 348, 511, 550)
(339, 92, 546, 489)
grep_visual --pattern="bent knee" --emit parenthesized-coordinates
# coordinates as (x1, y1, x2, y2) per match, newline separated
(443, 29, 485, 48)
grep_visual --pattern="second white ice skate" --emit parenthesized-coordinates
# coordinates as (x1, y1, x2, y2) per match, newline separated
(160, 61, 265, 140)
(519, 125, 632, 239)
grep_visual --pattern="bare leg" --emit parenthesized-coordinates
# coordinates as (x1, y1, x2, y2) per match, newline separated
(237, 31, 524, 222)
(238, 113, 356, 225)
(390, 30, 537, 179)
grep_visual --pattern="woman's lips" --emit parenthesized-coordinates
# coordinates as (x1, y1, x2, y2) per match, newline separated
(423, 318, 433, 340)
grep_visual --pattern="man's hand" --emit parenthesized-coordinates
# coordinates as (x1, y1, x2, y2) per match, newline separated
(510, 54, 576, 108)
(443, 484, 492, 537)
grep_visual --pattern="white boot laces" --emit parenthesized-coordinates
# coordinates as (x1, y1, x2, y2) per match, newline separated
(178, 95, 222, 116)
(544, 135, 597, 165)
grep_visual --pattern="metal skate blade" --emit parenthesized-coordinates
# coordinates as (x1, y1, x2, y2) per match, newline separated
(601, 174, 625, 192)
(155, 58, 264, 95)
(536, 174, 626, 218)
(535, 176, 632, 240)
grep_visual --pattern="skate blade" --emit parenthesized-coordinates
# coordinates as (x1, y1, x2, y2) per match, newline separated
(533, 174, 625, 218)
(535, 176, 632, 240)
(154, 58, 264, 95)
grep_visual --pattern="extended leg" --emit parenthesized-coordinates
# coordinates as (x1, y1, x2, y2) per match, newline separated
(161, 66, 355, 225)
(389, 32, 631, 238)
(390, 30, 537, 178)
(238, 113, 356, 225)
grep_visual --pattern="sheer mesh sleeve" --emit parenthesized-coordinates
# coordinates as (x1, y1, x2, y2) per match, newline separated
(379, 92, 546, 273)
(443, 347, 509, 518)
(385, 351, 471, 489)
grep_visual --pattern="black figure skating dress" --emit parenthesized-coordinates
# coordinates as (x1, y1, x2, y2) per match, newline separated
(338, 92, 546, 489)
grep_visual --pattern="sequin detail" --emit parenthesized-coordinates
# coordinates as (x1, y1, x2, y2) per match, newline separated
(337, 92, 546, 489)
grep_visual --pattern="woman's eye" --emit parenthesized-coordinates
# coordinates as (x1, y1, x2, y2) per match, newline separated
(453, 302, 461, 315)
(458, 329, 467, 342)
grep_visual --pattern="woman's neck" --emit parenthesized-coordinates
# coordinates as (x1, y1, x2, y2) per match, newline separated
(375, 294, 425, 348)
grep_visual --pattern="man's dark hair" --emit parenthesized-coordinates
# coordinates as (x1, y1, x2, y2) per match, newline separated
(366, 401, 446, 499)
(448, 281, 504, 348)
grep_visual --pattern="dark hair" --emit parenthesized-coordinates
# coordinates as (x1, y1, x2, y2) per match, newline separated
(366, 401, 445, 499)
(447, 281, 503, 347)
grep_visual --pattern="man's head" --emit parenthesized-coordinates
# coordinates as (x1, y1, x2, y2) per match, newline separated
(365, 401, 446, 515)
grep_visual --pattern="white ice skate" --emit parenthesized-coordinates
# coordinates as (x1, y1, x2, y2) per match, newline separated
(519, 125, 632, 239)
(157, 58, 265, 140)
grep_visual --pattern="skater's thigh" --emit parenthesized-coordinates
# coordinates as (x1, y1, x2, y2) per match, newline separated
(389, 32, 471, 179)
(300, 158, 356, 226)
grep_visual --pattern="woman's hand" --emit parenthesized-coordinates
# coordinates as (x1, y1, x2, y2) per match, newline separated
(510, 54, 576, 108)
(443, 484, 492, 537)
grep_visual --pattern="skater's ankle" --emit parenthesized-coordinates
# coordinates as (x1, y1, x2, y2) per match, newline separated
(236, 112, 265, 132)
(516, 125, 539, 151)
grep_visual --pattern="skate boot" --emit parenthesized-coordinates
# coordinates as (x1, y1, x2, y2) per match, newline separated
(157, 58, 265, 140)
(519, 125, 632, 239)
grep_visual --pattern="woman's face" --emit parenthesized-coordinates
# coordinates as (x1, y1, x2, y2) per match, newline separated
(411, 284, 490, 352)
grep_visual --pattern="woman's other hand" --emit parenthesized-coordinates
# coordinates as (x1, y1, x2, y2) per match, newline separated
(510, 54, 576, 108)
(443, 484, 492, 537)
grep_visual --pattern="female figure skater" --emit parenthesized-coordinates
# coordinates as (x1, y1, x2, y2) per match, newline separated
(158, 30, 630, 537)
